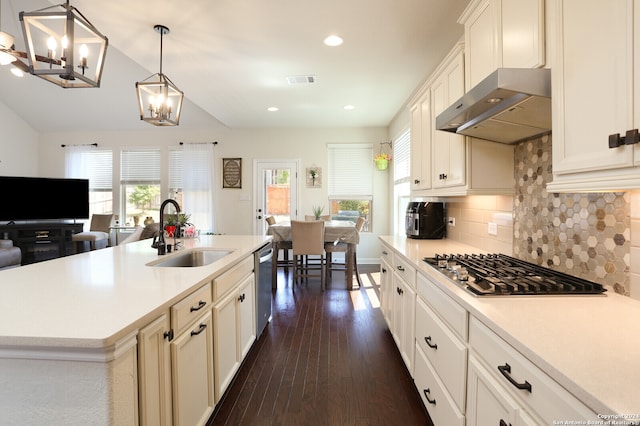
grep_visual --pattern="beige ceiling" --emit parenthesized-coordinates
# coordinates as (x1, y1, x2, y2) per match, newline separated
(0, 0, 469, 132)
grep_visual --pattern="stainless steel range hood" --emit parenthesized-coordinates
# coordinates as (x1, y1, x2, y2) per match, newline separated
(435, 68, 551, 144)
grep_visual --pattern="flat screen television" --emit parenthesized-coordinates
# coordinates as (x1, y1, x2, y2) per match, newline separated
(1, 176, 90, 221)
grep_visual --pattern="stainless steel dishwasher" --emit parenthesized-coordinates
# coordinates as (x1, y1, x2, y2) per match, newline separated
(254, 242, 273, 337)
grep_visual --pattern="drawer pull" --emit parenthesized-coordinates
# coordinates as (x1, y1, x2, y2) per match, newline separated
(238, 293, 246, 302)
(382, 250, 388, 255)
(498, 363, 532, 393)
(396, 287, 403, 295)
(499, 420, 512, 426)
(190, 300, 207, 312)
(424, 336, 438, 350)
(396, 265, 405, 271)
(382, 267, 387, 274)
(190, 323, 207, 336)
(423, 388, 436, 405)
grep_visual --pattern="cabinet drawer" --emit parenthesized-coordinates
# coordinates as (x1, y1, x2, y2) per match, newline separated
(469, 317, 597, 423)
(415, 297, 467, 411)
(380, 245, 393, 265)
(171, 283, 212, 335)
(394, 256, 416, 288)
(213, 256, 254, 300)
(414, 344, 464, 426)
(418, 272, 468, 340)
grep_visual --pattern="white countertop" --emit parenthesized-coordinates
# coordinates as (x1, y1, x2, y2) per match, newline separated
(380, 236, 640, 417)
(0, 235, 270, 351)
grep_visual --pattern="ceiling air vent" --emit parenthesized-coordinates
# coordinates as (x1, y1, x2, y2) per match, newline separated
(286, 75, 316, 85)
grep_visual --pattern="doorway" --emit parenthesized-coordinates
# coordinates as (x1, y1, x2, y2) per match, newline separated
(254, 160, 299, 235)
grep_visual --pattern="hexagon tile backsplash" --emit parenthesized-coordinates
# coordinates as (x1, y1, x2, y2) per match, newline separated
(513, 134, 630, 295)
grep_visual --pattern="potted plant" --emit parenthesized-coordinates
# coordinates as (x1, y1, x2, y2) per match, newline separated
(312, 205, 324, 220)
(165, 216, 177, 238)
(374, 153, 391, 170)
(178, 213, 191, 227)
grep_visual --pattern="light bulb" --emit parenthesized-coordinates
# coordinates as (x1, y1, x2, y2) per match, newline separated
(61, 35, 68, 49)
(79, 44, 88, 59)
(47, 36, 57, 51)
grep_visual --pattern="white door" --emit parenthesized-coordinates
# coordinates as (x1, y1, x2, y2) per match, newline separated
(254, 160, 299, 235)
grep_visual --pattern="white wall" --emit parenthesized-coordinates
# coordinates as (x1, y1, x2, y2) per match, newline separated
(0, 100, 39, 177)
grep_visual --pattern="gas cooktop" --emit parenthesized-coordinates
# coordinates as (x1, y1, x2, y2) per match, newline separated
(423, 253, 607, 296)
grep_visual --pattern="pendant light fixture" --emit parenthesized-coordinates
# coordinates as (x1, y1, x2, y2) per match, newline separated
(136, 25, 183, 126)
(19, 0, 108, 88)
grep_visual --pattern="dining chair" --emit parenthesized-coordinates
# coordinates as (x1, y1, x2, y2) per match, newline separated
(324, 216, 365, 287)
(72, 214, 115, 253)
(291, 220, 326, 290)
(267, 216, 293, 280)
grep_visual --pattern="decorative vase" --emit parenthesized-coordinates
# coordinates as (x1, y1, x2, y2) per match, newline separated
(165, 225, 176, 238)
(133, 216, 140, 226)
(375, 158, 389, 170)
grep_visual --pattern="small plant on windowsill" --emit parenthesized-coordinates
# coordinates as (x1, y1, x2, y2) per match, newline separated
(312, 205, 324, 220)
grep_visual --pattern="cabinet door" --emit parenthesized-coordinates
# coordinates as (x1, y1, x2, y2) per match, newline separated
(213, 290, 240, 401)
(501, 0, 545, 69)
(432, 52, 466, 189)
(392, 273, 416, 375)
(467, 355, 522, 426)
(379, 258, 393, 325)
(237, 273, 256, 360)
(171, 311, 214, 426)
(552, 0, 634, 175)
(465, 0, 499, 88)
(138, 314, 172, 426)
(410, 91, 432, 191)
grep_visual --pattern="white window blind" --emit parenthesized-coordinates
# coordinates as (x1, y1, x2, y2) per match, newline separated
(121, 148, 161, 184)
(168, 148, 182, 189)
(393, 128, 411, 183)
(327, 144, 373, 199)
(65, 147, 112, 190)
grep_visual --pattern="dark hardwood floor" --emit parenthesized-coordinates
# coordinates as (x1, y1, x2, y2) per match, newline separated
(208, 264, 434, 426)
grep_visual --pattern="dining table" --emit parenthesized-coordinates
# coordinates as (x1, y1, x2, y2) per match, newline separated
(267, 220, 360, 290)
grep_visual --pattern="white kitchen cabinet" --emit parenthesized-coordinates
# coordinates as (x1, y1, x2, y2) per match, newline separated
(460, 0, 545, 89)
(139, 282, 214, 426)
(379, 247, 393, 324)
(213, 258, 256, 402)
(410, 90, 432, 191)
(391, 256, 416, 375)
(547, 0, 640, 191)
(171, 310, 215, 426)
(409, 42, 514, 196)
(468, 316, 598, 424)
(431, 46, 466, 190)
(138, 313, 173, 426)
(467, 355, 538, 426)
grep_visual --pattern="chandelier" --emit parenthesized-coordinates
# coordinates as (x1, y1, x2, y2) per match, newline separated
(136, 25, 183, 126)
(19, 0, 108, 88)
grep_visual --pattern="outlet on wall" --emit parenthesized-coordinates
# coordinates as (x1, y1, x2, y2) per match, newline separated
(488, 222, 498, 236)
(448, 217, 455, 227)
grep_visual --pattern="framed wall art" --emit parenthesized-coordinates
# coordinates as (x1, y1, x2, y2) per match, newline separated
(306, 166, 322, 188)
(222, 158, 242, 188)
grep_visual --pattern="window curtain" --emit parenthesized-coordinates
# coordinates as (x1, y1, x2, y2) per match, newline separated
(182, 143, 215, 233)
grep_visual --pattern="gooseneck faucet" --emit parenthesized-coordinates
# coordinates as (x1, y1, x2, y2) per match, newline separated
(158, 198, 181, 255)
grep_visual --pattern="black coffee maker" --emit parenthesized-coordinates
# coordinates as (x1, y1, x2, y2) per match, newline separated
(405, 202, 446, 239)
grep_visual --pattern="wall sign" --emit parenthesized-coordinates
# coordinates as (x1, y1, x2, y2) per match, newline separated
(222, 158, 242, 188)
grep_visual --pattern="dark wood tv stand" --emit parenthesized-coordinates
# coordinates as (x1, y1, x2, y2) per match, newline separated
(0, 222, 84, 265)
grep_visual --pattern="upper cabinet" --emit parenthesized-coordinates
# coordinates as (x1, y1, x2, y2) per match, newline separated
(547, 0, 640, 192)
(460, 0, 545, 89)
(409, 44, 515, 197)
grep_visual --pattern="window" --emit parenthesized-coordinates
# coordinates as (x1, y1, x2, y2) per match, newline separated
(327, 144, 373, 231)
(168, 147, 183, 205)
(120, 148, 161, 226)
(65, 146, 113, 218)
(393, 128, 411, 235)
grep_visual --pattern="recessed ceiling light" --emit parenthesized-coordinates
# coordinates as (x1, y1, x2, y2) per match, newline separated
(324, 35, 343, 47)
(267, 107, 279, 112)
(343, 105, 355, 110)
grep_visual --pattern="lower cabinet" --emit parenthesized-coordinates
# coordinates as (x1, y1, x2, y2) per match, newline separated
(171, 310, 215, 426)
(213, 262, 256, 402)
(391, 257, 416, 375)
(138, 282, 215, 426)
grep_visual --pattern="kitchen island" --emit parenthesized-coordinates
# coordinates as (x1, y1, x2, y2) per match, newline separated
(0, 235, 270, 425)
(380, 236, 640, 424)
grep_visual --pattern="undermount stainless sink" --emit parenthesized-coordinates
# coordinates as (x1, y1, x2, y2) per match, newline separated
(148, 249, 233, 267)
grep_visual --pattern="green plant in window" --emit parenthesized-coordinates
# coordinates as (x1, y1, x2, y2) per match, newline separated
(312, 205, 324, 219)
